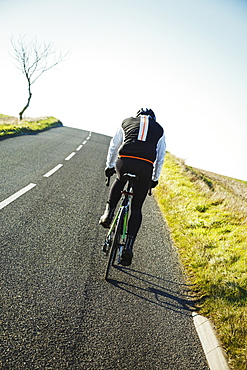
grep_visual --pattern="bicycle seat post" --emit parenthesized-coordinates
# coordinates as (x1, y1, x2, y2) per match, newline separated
(122, 173, 139, 193)
(127, 179, 133, 193)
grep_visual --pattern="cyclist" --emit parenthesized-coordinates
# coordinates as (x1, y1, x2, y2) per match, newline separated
(99, 108, 166, 266)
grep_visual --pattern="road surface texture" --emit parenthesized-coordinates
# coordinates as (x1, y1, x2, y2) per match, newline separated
(0, 127, 209, 369)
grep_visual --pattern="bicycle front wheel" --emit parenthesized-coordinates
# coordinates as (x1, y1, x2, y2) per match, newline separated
(105, 207, 124, 280)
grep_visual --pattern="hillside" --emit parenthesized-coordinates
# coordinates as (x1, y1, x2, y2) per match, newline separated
(155, 152, 247, 370)
(0, 114, 18, 125)
(198, 168, 247, 202)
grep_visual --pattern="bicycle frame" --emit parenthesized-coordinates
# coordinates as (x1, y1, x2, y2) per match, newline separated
(103, 175, 136, 280)
(104, 184, 132, 253)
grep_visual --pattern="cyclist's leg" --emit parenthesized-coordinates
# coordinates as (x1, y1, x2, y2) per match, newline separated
(120, 159, 153, 266)
(99, 158, 126, 228)
(127, 161, 152, 238)
(120, 178, 150, 265)
(126, 178, 149, 242)
(107, 178, 125, 208)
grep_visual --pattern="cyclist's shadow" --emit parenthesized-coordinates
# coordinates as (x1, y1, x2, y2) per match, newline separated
(107, 267, 196, 317)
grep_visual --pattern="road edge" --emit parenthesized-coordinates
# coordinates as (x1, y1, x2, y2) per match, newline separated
(192, 312, 231, 370)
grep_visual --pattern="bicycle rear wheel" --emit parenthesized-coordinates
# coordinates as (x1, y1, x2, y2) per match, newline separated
(105, 207, 124, 280)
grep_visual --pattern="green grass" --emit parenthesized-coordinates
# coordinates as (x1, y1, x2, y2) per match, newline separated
(154, 152, 247, 370)
(0, 114, 62, 137)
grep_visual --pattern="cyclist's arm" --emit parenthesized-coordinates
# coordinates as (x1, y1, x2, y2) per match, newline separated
(106, 127, 124, 168)
(152, 133, 166, 181)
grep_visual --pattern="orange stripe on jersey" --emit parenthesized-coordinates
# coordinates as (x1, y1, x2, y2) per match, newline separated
(119, 155, 154, 164)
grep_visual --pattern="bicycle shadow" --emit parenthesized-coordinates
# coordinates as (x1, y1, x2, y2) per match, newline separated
(107, 266, 197, 316)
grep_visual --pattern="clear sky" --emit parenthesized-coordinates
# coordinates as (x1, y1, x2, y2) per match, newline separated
(1, 0, 247, 180)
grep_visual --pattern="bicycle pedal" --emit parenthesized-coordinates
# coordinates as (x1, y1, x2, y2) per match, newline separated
(102, 243, 110, 255)
(116, 245, 124, 263)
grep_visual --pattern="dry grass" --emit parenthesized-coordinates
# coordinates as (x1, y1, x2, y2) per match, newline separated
(0, 114, 18, 125)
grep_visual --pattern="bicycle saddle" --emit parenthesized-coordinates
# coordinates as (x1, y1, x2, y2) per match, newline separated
(122, 173, 139, 182)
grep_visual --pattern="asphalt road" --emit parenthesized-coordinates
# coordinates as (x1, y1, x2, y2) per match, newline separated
(0, 127, 209, 369)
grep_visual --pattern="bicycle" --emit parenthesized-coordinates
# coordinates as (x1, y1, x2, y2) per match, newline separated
(102, 173, 139, 280)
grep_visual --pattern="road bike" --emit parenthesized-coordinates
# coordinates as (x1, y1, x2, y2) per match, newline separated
(102, 173, 138, 280)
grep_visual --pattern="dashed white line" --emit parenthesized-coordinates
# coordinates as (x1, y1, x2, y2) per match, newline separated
(43, 164, 63, 178)
(76, 145, 83, 151)
(0, 183, 37, 210)
(1, 133, 92, 210)
(65, 152, 76, 161)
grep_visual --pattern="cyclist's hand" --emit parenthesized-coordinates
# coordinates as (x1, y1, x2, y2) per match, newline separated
(105, 167, 116, 178)
(150, 180, 158, 188)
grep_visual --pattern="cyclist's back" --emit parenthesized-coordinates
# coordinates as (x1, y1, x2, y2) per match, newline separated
(119, 114, 164, 164)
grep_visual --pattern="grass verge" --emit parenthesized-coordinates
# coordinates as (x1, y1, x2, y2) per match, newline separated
(0, 114, 62, 138)
(154, 152, 247, 370)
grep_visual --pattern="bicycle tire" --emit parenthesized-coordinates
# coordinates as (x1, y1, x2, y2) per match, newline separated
(105, 207, 124, 280)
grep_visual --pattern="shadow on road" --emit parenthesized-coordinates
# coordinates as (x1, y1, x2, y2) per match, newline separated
(106, 266, 196, 316)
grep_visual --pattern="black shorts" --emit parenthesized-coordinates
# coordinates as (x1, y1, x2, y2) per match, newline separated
(115, 157, 153, 209)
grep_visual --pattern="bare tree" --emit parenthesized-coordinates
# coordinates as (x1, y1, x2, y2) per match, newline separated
(10, 35, 69, 120)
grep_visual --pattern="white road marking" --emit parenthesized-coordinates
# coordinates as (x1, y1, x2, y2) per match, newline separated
(0, 183, 37, 210)
(1, 133, 93, 210)
(65, 152, 76, 161)
(43, 164, 63, 178)
(0, 131, 92, 209)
